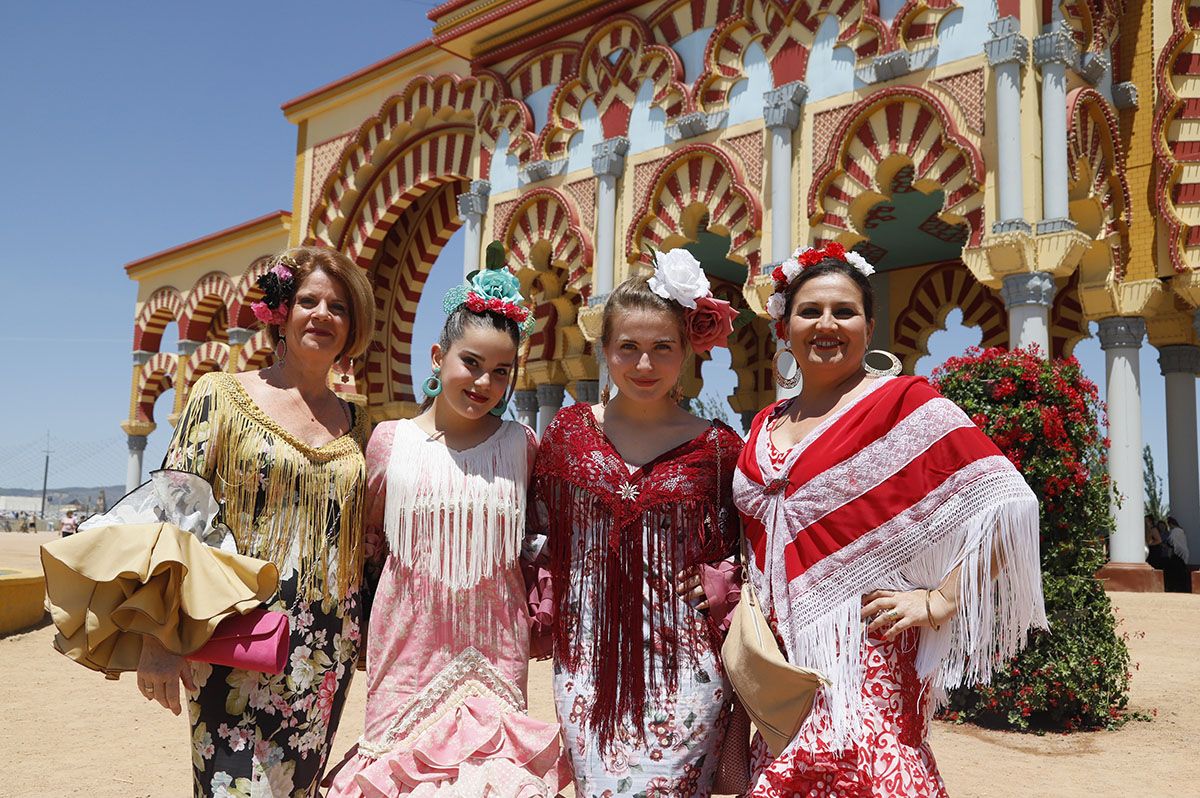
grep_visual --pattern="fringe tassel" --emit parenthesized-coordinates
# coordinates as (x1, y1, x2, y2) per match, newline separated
(777, 483, 1046, 753)
(382, 421, 526, 592)
(171, 373, 367, 605)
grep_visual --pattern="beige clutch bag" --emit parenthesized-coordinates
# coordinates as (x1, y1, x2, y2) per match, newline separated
(721, 574, 828, 757)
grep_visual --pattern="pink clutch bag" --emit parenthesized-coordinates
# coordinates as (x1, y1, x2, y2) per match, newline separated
(187, 608, 290, 674)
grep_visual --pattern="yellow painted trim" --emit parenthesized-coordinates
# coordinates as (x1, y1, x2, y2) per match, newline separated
(291, 119, 308, 247)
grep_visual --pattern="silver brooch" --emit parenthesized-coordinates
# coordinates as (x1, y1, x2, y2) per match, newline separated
(618, 482, 640, 501)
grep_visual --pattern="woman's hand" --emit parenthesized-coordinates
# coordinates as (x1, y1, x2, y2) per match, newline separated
(675, 565, 709, 610)
(136, 635, 196, 715)
(861, 588, 956, 640)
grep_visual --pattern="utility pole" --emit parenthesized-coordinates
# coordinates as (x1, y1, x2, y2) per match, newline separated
(40, 432, 51, 519)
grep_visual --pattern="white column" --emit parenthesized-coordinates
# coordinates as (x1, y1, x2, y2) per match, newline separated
(1033, 21, 1078, 234)
(763, 81, 807, 262)
(575, 380, 600, 405)
(1098, 317, 1147, 563)
(125, 434, 147, 493)
(591, 137, 630, 301)
(457, 180, 491, 278)
(1159, 344, 1200, 563)
(1001, 272, 1055, 355)
(985, 17, 1032, 233)
(513, 389, 538, 430)
(536, 384, 566, 439)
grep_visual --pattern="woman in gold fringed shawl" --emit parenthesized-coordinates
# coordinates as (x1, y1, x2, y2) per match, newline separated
(137, 246, 375, 797)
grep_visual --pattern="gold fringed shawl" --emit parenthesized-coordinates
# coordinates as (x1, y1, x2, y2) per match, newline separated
(164, 372, 367, 603)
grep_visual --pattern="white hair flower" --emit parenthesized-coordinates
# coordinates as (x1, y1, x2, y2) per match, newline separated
(780, 257, 802, 282)
(648, 248, 710, 309)
(766, 292, 786, 320)
(844, 250, 875, 277)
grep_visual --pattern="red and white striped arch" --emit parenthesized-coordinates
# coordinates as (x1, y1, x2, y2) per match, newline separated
(627, 144, 762, 273)
(1153, 1, 1200, 273)
(133, 352, 178, 424)
(504, 188, 592, 365)
(235, 328, 276, 373)
(178, 271, 235, 342)
(363, 183, 463, 406)
(132, 286, 184, 352)
(324, 125, 473, 268)
(809, 86, 986, 249)
(891, 261, 1007, 373)
(181, 341, 230, 392)
(1067, 87, 1131, 277)
(543, 15, 688, 157)
(1050, 271, 1089, 359)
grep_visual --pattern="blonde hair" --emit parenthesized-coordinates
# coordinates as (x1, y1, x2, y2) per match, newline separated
(600, 274, 688, 349)
(263, 246, 375, 359)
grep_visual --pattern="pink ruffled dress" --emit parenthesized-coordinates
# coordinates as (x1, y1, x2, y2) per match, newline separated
(326, 419, 569, 798)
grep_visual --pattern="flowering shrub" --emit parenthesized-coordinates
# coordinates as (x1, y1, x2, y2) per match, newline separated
(933, 346, 1135, 731)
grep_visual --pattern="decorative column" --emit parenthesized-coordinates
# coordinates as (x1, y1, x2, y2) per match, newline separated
(985, 17, 1031, 233)
(1097, 318, 1147, 567)
(457, 180, 491, 278)
(1033, 21, 1077, 233)
(125, 434, 147, 493)
(763, 81, 808, 261)
(536, 384, 566, 439)
(1000, 272, 1055, 354)
(514, 389, 538, 430)
(574, 380, 600, 405)
(1159, 343, 1200, 563)
(591, 138, 630, 301)
(176, 340, 199, 358)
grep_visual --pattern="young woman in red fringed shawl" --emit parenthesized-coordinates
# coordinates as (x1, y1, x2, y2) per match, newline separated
(529, 250, 746, 797)
(733, 244, 1047, 797)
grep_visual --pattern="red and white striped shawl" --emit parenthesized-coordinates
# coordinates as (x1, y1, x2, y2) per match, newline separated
(733, 376, 1047, 749)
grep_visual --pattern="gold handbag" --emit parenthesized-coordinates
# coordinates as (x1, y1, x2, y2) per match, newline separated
(721, 554, 828, 757)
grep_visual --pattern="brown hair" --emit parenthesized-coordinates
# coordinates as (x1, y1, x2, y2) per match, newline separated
(783, 257, 876, 322)
(600, 274, 689, 348)
(263, 246, 375, 359)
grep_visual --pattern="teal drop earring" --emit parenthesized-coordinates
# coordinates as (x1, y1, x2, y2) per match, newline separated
(489, 395, 509, 417)
(422, 367, 442, 398)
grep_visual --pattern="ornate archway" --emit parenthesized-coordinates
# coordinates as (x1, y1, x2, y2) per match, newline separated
(133, 287, 183, 352)
(178, 272, 235, 343)
(132, 352, 178, 424)
(892, 261, 1007, 373)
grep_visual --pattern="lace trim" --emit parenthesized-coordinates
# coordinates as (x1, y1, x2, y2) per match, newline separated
(212, 372, 366, 461)
(356, 647, 525, 760)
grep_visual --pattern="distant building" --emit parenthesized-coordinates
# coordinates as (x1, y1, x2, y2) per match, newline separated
(0, 496, 43, 514)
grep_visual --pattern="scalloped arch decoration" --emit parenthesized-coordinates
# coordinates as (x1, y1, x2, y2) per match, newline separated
(182, 341, 230, 392)
(543, 15, 688, 157)
(134, 352, 178, 424)
(1153, 1, 1200, 273)
(235, 329, 276, 373)
(809, 86, 986, 248)
(627, 145, 763, 273)
(133, 287, 184, 352)
(1067, 87, 1131, 277)
(229, 255, 274, 329)
(178, 271, 235, 342)
(892, 261, 1006, 373)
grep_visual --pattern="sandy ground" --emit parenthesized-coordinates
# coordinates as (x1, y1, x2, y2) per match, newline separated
(2, 530, 1196, 798)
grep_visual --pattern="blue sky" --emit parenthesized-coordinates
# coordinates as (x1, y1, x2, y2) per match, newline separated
(0, 3, 1186, 502)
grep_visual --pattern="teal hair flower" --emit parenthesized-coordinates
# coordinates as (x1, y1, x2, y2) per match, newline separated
(440, 241, 536, 339)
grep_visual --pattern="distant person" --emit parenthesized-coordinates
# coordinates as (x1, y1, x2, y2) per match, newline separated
(1159, 518, 1190, 593)
(1166, 516, 1190, 564)
(59, 510, 78, 537)
(1146, 515, 1169, 569)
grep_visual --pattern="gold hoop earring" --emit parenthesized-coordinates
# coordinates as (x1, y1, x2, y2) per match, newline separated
(772, 348, 800, 389)
(863, 349, 902, 378)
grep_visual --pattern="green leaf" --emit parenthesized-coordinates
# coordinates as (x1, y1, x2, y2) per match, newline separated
(731, 307, 757, 331)
(485, 240, 507, 270)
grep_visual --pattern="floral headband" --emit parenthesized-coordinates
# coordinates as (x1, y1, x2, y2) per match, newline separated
(251, 254, 301, 326)
(442, 241, 536, 339)
(647, 248, 750, 353)
(766, 241, 875, 338)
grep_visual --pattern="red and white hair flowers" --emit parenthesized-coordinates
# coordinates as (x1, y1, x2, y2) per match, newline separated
(647, 248, 741, 353)
(766, 241, 875, 338)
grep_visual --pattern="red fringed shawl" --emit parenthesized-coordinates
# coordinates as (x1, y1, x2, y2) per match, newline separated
(734, 376, 1047, 748)
(531, 403, 743, 749)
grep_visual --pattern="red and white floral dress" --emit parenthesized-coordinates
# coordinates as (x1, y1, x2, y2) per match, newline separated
(735, 376, 1047, 798)
(531, 404, 744, 798)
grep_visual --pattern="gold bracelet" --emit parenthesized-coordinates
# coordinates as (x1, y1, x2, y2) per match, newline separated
(925, 589, 940, 631)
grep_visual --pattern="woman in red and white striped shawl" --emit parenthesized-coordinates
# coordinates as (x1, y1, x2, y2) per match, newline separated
(733, 245, 1047, 797)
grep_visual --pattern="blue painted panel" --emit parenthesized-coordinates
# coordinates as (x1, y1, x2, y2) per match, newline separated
(628, 79, 666, 157)
(727, 42, 772, 126)
(487, 129, 519, 194)
(807, 15, 859, 102)
(934, 1, 996, 66)
(566, 99, 603, 173)
(523, 85, 556, 133)
(672, 27, 713, 84)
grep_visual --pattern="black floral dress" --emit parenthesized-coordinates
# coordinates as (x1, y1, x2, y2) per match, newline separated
(164, 372, 367, 797)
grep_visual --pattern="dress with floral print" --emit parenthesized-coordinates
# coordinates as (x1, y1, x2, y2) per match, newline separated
(164, 373, 367, 798)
